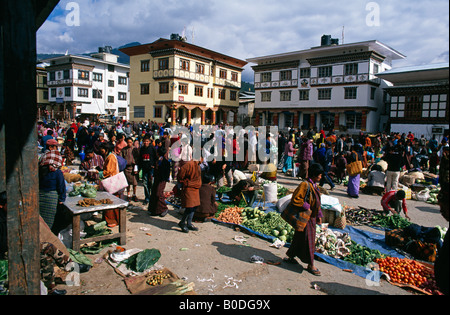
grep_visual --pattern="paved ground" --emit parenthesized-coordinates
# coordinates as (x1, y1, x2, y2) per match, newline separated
(61, 169, 447, 296)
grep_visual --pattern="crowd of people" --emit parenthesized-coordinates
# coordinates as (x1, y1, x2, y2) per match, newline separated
(6, 117, 445, 294)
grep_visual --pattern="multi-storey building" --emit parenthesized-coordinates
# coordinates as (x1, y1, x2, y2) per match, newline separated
(36, 65, 50, 119)
(376, 62, 449, 141)
(43, 47, 130, 120)
(120, 34, 247, 125)
(247, 35, 406, 133)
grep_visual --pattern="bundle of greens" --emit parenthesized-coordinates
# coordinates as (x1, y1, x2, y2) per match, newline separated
(118, 249, 161, 273)
(69, 183, 97, 198)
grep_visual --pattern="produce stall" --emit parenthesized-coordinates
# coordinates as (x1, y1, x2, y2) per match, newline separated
(62, 191, 128, 251)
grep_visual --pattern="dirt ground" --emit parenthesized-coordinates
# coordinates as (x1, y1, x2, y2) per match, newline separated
(60, 170, 448, 296)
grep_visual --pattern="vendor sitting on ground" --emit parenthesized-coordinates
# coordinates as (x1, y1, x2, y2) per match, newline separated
(362, 164, 386, 196)
(194, 174, 219, 222)
(381, 189, 410, 220)
(228, 179, 259, 206)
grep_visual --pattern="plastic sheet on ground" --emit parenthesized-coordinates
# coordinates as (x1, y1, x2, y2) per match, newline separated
(167, 191, 405, 280)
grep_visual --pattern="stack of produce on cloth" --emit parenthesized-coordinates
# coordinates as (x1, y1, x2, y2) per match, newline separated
(315, 224, 352, 259)
(242, 208, 294, 243)
(68, 183, 98, 198)
(344, 206, 384, 226)
(343, 241, 386, 266)
(374, 257, 442, 295)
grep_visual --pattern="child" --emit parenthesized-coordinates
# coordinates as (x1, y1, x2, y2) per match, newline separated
(335, 152, 347, 184)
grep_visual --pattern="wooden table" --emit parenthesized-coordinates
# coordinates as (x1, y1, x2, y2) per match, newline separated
(63, 191, 128, 251)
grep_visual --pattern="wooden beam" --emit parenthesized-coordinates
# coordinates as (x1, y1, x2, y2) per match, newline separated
(0, 0, 58, 295)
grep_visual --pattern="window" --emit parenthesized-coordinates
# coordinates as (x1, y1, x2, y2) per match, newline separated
(141, 60, 150, 72)
(108, 80, 115, 87)
(65, 87, 71, 97)
(318, 88, 332, 100)
(43, 91, 48, 100)
(370, 87, 376, 100)
(230, 90, 237, 101)
(49, 72, 56, 81)
(280, 70, 292, 81)
(78, 88, 88, 98)
(299, 90, 309, 101)
(78, 70, 89, 80)
(300, 68, 310, 78)
(346, 113, 362, 130)
(118, 92, 127, 100)
(108, 65, 115, 72)
(260, 72, 271, 83)
(196, 63, 205, 74)
(194, 85, 203, 97)
(344, 63, 358, 76)
(373, 64, 380, 74)
(344, 87, 357, 99)
(154, 106, 163, 118)
(63, 69, 70, 80)
(318, 66, 332, 78)
(159, 58, 169, 70)
(92, 89, 103, 99)
(218, 89, 226, 100)
(50, 88, 56, 98)
(159, 82, 169, 94)
(207, 88, 214, 98)
(118, 76, 127, 85)
(261, 92, 271, 102)
(422, 94, 448, 118)
(134, 106, 145, 118)
(231, 72, 238, 82)
(118, 107, 127, 116)
(93, 73, 103, 82)
(280, 90, 291, 101)
(219, 69, 227, 79)
(180, 59, 190, 71)
(108, 96, 114, 103)
(140, 84, 150, 95)
(179, 83, 188, 95)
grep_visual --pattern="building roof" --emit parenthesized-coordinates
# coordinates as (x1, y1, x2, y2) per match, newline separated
(41, 53, 130, 68)
(247, 39, 406, 65)
(376, 62, 449, 84)
(120, 38, 247, 69)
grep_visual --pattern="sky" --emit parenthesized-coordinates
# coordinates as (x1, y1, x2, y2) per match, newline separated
(37, 0, 449, 83)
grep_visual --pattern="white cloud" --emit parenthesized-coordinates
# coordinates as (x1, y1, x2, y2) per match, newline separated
(37, 0, 449, 81)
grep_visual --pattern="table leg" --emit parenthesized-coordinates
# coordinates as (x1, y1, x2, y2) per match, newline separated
(72, 214, 81, 251)
(118, 208, 127, 245)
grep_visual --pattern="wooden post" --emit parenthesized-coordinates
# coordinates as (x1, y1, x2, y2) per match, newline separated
(0, 0, 60, 295)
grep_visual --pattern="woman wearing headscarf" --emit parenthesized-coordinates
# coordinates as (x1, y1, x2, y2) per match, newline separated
(39, 139, 67, 231)
(283, 163, 323, 276)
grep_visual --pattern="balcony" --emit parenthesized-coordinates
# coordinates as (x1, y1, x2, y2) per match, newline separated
(47, 78, 92, 87)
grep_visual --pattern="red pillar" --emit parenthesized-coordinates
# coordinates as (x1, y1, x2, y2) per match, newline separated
(309, 113, 315, 129)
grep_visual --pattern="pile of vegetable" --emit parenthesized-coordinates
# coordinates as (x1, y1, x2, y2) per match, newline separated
(69, 183, 97, 198)
(146, 270, 171, 286)
(426, 187, 440, 204)
(372, 214, 412, 230)
(118, 249, 161, 273)
(315, 225, 352, 259)
(342, 241, 386, 266)
(217, 206, 243, 225)
(241, 208, 294, 243)
(374, 257, 442, 294)
(344, 206, 384, 226)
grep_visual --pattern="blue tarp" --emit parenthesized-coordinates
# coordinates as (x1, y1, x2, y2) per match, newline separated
(167, 195, 404, 280)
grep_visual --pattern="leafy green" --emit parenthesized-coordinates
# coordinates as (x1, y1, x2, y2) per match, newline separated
(121, 249, 161, 272)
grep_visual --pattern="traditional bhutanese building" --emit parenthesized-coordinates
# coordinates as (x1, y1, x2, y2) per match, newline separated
(376, 62, 449, 141)
(247, 35, 406, 134)
(120, 34, 247, 125)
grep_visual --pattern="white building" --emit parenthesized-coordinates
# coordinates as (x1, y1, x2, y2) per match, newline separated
(43, 46, 130, 120)
(247, 35, 405, 134)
